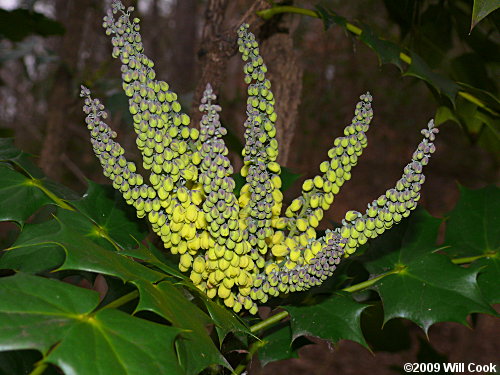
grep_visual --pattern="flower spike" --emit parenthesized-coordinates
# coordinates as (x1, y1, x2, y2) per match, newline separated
(82, 1, 439, 314)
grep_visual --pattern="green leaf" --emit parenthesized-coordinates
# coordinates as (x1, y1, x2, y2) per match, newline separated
(314, 5, 347, 30)
(444, 185, 500, 304)
(361, 303, 411, 353)
(359, 24, 404, 70)
(0, 166, 53, 225)
(135, 280, 229, 374)
(284, 293, 368, 347)
(364, 209, 495, 332)
(0, 9, 64, 42)
(0, 138, 43, 178)
(281, 167, 301, 192)
(445, 185, 500, 256)
(198, 294, 251, 345)
(4, 216, 165, 283)
(473, 257, 500, 303)
(434, 106, 460, 126)
(70, 181, 149, 249)
(121, 242, 186, 279)
(0, 273, 184, 375)
(257, 323, 313, 367)
(364, 208, 442, 272)
(404, 52, 460, 104)
(471, 0, 500, 31)
(0, 220, 65, 273)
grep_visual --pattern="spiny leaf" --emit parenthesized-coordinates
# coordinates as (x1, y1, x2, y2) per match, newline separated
(191, 292, 251, 346)
(70, 181, 149, 249)
(445, 185, 500, 256)
(0, 273, 184, 375)
(359, 24, 404, 70)
(471, 0, 500, 31)
(445, 185, 500, 303)
(4, 215, 165, 283)
(0, 220, 65, 273)
(284, 293, 368, 347)
(257, 323, 313, 367)
(0, 166, 53, 225)
(404, 52, 460, 104)
(134, 280, 229, 375)
(364, 208, 495, 332)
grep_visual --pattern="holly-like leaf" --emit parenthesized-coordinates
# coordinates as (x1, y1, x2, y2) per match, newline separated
(3, 216, 164, 283)
(0, 166, 53, 225)
(198, 294, 251, 345)
(135, 280, 229, 375)
(445, 185, 500, 303)
(284, 293, 368, 347)
(364, 208, 495, 332)
(257, 323, 313, 367)
(0, 220, 65, 273)
(361, 303, 411, 353)
(472, 257, 500, 303)
(0, 273, 184, 375)
(0, 138, 43, 178)
(71, 181, 148, 249)
(359, 24, 404, 70)
(405, 52, 459, 104)
(445, 185, 500, 257)
(121, 242, 186, 279)
(471, 0, 500, 31)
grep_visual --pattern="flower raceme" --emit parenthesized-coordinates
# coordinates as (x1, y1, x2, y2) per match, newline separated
(81, 0, 438, 314)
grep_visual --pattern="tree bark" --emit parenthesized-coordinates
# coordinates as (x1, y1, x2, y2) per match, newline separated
(193, 0, 303, 165)
(260, 15, 303, 165)
(191, 0, 269, 126)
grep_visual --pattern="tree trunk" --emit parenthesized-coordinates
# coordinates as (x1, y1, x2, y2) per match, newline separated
(39, 0, 91, 179)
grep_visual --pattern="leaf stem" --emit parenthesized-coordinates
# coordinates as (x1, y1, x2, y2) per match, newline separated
(28, 362, 48, 375)
(99, 290, 139, 310)
(256, 5, 495, 116)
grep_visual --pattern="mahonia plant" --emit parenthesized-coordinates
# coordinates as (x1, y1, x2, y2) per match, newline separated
(80, 0, 438, 314)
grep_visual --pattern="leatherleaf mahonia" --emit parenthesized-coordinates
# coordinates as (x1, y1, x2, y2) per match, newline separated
(81, 0, 439, 314)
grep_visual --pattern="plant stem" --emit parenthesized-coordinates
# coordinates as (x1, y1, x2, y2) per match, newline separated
(232, 340, 265, 375)
(100, 290, 139, 310)
(250, 310, 289, 333)
(257, 5, 317, 19)
(342, 268, 402, 293)
(256, 5, 496, 116)
(28, 362, 48, 375)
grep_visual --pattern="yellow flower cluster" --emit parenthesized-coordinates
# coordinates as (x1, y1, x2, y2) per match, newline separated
(81, 1, 438, 313)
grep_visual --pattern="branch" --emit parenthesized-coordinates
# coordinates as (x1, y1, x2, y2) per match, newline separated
(256, 5, 498, 117)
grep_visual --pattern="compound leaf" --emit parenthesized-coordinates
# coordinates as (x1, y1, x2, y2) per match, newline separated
(71, 181, 148, 249)
(284, 293, 368, 347)
(445, 185, 500, 256)
(257, 323, 313, 367)
(445, 185, 500, 303)
(135, 280, 229, 375)
(364, 208, 495, 332)
(0, 166, 53, 225)
(0, 273, 183, 375)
